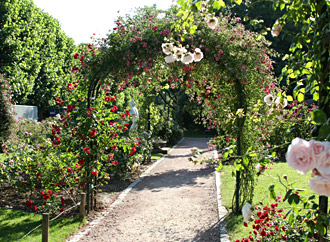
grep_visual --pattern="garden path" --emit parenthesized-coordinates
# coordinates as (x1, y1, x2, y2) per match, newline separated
(68, 138, 228, 242)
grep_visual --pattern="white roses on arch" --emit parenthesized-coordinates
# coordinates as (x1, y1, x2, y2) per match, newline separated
(162, 43, 204, 64)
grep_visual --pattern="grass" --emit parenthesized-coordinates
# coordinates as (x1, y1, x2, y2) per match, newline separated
(151, 153, 163, 160)
(0, 208, 85, 242)
(220, 161, 319, 241)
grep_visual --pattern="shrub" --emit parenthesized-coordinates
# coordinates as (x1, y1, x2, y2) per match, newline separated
(0, 74, 15, 150)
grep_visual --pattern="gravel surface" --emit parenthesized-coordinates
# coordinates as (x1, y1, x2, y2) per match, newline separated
(69, 138, 220, 242)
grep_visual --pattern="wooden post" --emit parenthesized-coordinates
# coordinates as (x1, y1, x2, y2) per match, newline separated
(42, 213, 49, 242)
(80, 193, 86, 218)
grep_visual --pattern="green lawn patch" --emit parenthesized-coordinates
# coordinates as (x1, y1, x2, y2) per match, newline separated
(151, 153, 163, 160)
(0, 208, 85, 242)
(220, 161, 320, 241)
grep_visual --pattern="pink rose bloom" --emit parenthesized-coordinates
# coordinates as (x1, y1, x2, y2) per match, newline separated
(309, 140, 328, 157)
(309, 176, 330, 197)
(286, 138, 315, 174)
(310, 140, 330, 178)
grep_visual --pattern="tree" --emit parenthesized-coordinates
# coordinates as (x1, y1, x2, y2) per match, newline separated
(0, 0, 76, 118)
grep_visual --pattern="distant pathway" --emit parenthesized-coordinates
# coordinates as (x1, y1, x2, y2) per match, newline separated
(68, 138, 227, 242)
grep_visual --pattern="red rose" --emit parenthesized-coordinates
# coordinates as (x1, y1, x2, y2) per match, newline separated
(74, 53, 79, 59)
(26, 200, 33, 207)
(78, 158, 85, 165)
(84, 147, 91, 154)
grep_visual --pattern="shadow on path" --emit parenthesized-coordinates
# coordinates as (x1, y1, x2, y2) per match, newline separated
(134, 163, 215, 191)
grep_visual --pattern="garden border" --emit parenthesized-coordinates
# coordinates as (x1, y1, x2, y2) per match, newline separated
(214, 149, 230, 242)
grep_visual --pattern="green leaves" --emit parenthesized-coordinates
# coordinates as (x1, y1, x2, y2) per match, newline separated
(312, 110, 327, 125)
(268, 184, 277, 200)
(213, 0, 225, 10)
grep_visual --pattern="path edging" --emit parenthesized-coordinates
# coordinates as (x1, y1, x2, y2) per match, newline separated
(214, 149, 231, 242)
(67, 137, 185, 242)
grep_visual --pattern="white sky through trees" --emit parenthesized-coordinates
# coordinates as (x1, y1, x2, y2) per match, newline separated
(33, 0, 174, 44)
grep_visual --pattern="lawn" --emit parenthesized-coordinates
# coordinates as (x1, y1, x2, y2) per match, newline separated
(220, 161, 320, 241)
(0, 208, 85, 242)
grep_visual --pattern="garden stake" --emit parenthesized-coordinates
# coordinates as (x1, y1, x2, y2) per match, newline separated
(42, 213, 49, 242)
(80, 193, 86, 218)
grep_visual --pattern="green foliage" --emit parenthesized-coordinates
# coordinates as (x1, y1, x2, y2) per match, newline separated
(0, 0, 76, 118)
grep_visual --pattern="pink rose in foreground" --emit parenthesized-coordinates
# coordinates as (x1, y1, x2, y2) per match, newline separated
(309, 140, 328, 157)
(311, 141, 330, 178)
(309, 176, 330, 197)
(286, 138, 314, 174)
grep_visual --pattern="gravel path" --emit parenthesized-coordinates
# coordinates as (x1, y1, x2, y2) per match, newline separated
(69, 138, 221, 242)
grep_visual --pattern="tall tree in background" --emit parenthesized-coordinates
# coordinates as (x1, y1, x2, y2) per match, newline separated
(0, 0, 76, 118)
(226, 0, 298, 77)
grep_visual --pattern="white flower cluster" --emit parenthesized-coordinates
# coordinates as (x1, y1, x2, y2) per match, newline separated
(264, 94, 288, 109)
(162, 43, 204, 64)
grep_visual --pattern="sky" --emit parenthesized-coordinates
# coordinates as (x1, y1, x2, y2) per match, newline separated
(33, 0, 175, 44)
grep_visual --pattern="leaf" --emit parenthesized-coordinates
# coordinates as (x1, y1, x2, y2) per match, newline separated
(287, 95, 293, 101)
(313, 92, 319, 101)
(305, 62, 313, 68)
(195, 1, 202, 9)
(288, 213, 295, 225)
(312, 110, 327, 125)
(234, 0, 242, 5)
(213, 0, 225, 10)
(189, 25, 197, 34)
(297, 93, 305, 102)
(177, 0, 185, 6)
(285, 189, 293, 201)
(242, 156, 249, 167)
(216, 163, 223, 171)
(268, 184, 277, 200)
(236, 164, 243, 171)
(318, 125, 330, 139)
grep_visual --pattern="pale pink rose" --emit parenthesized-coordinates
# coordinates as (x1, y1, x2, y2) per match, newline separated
(271, 20, 282, 37)
(309, 140, 329, 157)
(275, 96, 288, 108)
(256, 163, 266, 173)
(165, 55, 177, 63)
(263, 94, 273, 106)
(193, 48, 204, 62)
(309, 140, 330, 178)
(242, 202, 253, 222)
(309, 176, 330, 197)
(182, 52, 194, 65)
(286, 138, 315, 174)
(206, 17, 218, 29)
(161, 43, 174, 55)
(174, 47, 186, 62)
